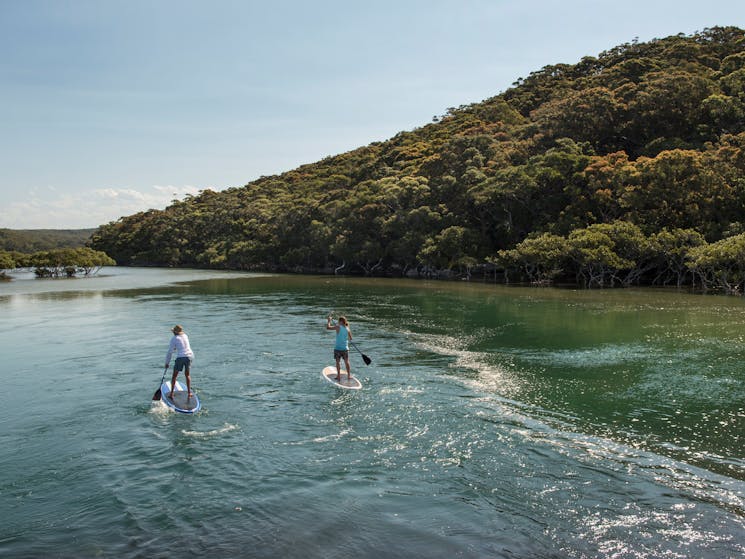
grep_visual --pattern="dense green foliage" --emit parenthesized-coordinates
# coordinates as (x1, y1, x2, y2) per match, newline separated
(90, 27, 745, 290)
(0, 228, 95, 252)
(0, 247, 115, 279)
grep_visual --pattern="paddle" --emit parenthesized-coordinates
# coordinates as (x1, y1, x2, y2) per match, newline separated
(152, 366, 168, 401)
(350, 341, 372, 365)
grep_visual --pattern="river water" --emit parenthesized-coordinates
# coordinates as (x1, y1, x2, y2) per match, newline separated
(1, 268, 743, 558)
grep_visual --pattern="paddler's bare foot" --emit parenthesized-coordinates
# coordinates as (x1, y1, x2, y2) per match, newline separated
(334, 376, 341, 381)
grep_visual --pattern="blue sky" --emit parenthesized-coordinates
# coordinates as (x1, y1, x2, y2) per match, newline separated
(1, 0, 743, 229)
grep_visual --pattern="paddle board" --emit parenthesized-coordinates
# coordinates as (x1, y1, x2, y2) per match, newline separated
(160, 380, 201, 414)
(321, 366, 362, 390)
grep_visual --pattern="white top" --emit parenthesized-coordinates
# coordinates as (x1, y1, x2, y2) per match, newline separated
(165, 333, 194, 364)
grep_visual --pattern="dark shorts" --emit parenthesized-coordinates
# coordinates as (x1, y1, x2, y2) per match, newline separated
(174, 356, 192, 373)
(334, 349, 349, 360)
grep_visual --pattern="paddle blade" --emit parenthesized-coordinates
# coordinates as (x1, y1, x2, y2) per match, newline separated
(152, 387, 162, 401)
(362, 353, 372, 365)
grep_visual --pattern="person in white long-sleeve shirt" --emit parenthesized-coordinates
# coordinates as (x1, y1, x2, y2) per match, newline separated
(165, 324, 195, 400)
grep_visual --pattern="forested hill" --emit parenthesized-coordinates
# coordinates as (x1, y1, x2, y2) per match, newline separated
(1, 228, 96, 252)
(91, 27, 745, 289)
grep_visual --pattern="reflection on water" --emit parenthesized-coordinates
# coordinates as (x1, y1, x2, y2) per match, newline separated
(1, 269, 743, 558)
(0, 266, 263, 299)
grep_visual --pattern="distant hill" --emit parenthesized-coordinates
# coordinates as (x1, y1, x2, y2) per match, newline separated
(90, 26, 745, 289)
(0, 228, 95, 253)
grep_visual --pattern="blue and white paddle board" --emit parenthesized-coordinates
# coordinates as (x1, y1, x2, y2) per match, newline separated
(321, 366, 362, 390)
(161, 380, 201, 414)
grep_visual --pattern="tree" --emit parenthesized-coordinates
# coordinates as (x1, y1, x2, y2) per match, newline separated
(467, 165, 540, 248)
(0, 250, 16, 279)
(533, 87, 623, 152)
(73, 247, 116, 275)
(28, 248, 114, 278)
(582, 151, 637, 222)
(584, 221, 654, 286)
(566, 226, 634, 287)
(529, 138, 594, 234)
(702, 93, 745, 134)
(384, 206, 445, 275)
(651, 228, 706, 286)
(0, 251, 15, 270)
(624, 71, 714, 154)
(418, 226, 476, 274)
(620, 149, 735, 238)
(495, 233, 568, 285)
(687, 234, 745, 294)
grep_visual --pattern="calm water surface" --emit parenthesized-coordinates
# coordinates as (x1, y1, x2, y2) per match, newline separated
(1, 268, 743, 558)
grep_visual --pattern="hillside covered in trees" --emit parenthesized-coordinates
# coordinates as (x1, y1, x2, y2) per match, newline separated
(1, 228, 95, 252)
(90, 27, 745, 291)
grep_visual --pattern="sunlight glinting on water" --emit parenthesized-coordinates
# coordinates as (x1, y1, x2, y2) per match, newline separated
(409, 328, 745, 521)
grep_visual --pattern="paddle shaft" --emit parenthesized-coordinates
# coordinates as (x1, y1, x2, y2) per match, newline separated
(152, 366, 169, 401)
(350, 341, 372, 365)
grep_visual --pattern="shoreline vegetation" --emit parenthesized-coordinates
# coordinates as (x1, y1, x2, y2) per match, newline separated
(5, 28, 745, 294)
(0, 247, 114, 280)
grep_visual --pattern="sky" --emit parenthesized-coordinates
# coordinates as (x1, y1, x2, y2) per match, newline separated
(1, 1, 743, 229)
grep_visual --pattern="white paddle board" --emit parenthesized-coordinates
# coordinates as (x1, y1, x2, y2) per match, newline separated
(161, 380, 201, 413)
(321, 366, 362, 390)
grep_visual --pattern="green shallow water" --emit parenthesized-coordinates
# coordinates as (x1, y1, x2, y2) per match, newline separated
(1, 268, 743, 558)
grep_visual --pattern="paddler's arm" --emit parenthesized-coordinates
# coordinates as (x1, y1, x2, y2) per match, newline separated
(164, 337, 176, 367)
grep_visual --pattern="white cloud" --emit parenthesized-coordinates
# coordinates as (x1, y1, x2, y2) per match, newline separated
(1, 185, 201, 229)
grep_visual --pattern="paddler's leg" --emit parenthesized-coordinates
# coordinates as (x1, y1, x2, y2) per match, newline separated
(334, 352, 341, 381)
(170, 367, 179, 399)
(184, 360, 193, 399)
(344, 353, 352, 381)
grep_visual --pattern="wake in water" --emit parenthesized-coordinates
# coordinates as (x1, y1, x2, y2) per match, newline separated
(149, 400, 171, 415)
(410, 330, 745, 513)
(182, 423, 239, 438)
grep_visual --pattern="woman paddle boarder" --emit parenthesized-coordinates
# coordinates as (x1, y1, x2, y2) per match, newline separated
(326, 315, 352, 382)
